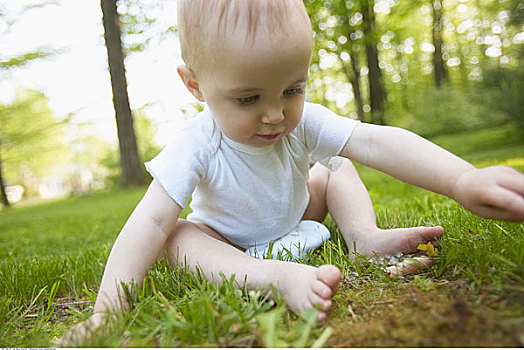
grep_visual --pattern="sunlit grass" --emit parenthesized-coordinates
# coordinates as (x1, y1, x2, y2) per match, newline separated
(1, 125, 523, 347)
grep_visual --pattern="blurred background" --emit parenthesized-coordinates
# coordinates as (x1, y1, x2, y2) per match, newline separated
(1, 0, 522, 207)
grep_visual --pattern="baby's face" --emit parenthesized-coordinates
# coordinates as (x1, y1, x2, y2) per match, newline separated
(196, 26, 312, 148)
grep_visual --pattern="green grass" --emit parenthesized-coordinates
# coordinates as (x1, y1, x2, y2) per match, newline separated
(1, 124, 523, 347)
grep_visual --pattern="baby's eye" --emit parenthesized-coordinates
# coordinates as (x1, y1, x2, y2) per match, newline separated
(283, 87, 304, 96)
(237, 95, 259, 105)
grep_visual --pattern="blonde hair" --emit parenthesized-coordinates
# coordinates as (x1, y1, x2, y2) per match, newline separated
(177, 0, 311, 74)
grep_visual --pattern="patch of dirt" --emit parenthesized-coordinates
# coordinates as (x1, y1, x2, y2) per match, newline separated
(21, 296, 93, 324)
(52, 297, 93, 321)
(326, 277, 524, 347)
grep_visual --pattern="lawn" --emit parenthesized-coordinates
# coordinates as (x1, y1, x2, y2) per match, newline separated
(1, 124, 523, 347)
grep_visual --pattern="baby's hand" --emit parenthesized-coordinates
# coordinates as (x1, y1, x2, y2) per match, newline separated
(452, 165, 524, 221)
(55, 312, 111, 347)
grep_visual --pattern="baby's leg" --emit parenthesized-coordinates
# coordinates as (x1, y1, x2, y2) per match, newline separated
(303, 159, 444, 257)
(162, 220, 341, 322)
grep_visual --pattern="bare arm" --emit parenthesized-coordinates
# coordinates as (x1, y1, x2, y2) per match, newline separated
(341, 123, 473, 197)
(56, 179, 181, 346)
(94, 179, 182, 313)
(341, 123, 524, 221)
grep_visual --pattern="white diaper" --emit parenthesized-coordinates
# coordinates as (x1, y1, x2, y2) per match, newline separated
(318, 156, 344, 172)
(245, 220, 331, 260)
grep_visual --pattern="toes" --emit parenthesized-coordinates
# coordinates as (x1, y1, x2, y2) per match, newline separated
(317, 311, 327, 326)
(280, 264, 339, 320)
(316, 265, 341, 290)
(420, 226, 444, 240)
(418, 226, 444, 248)
(404, 226, 445, 253)
(312, 280, 332, 299)
(308, 290, 331, 311)
(321, 298, 332, 311)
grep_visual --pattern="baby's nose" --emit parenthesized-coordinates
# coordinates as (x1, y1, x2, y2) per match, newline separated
(261, 107, 285, 124)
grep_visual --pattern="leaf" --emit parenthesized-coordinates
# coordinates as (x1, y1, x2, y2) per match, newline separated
(417, 242, 438, 257)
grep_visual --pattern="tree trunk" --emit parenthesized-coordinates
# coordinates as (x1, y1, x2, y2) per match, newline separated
(361, 0, 386, 125)
(339, 51, 365, 121)
(0, 155, 10, 207)
(432, 0, 447, 88)
(100, 0, 146, 186)
(349, 51, 365, 121)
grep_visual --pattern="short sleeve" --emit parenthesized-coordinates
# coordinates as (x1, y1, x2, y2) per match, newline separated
(302, 102, 360, 163)
(144, 131, 209, 208)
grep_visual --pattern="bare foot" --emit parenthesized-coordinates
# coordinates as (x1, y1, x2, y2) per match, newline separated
(348, 225, 444, 257)
(274, 263, 341, 324)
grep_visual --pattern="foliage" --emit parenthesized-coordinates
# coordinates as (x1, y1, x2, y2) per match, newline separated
(390, 85, 507, 137)
(0, 1, 58, 73)
(304, 0, 523, 135)
(117, 0, 176, 55)
(0, 50, 55, 70)
(0, 90, 68, 185)
(476, 65, 524, 130)
(100, 110, 160, 186)
(65, 123, 114, 189)
(0, 1, 65, 205)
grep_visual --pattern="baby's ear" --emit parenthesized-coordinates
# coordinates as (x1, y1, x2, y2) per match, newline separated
(177, 65, 205, 102)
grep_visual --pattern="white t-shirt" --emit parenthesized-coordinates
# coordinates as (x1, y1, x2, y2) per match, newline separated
(145, 102, 359, 249)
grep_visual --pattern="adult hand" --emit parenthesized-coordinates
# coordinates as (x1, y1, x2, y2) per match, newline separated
(452, 165, 524, 221)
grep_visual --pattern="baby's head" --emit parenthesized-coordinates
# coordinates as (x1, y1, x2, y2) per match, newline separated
(177, 0, 312, 77)
(177, 0, 314, 147)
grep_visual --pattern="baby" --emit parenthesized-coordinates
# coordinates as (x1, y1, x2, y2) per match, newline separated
(58, 0, 524, 344)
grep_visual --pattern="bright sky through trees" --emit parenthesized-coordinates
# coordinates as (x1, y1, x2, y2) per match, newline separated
(0, 0, 194, 146)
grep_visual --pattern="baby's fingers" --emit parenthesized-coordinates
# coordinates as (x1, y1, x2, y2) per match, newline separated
(496, 166, 524, 196)
(479, 186, 524, 221)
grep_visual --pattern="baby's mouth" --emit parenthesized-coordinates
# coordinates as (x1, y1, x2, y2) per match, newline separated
(256, 133, 281, 140)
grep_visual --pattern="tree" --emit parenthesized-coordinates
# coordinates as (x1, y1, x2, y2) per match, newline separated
(431, 0, 448, 88)
(0, 156, 8, 206)
(306, 0, 520, 134)
(361, 0, 387, 124)
(0, 90, 67, 206)
(100, 0, 146, 186)
(306, 0, 387, 124)
(342, 51, 365, 121)
(100, 111, 160, 185)
(0, 2, 59, 206)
